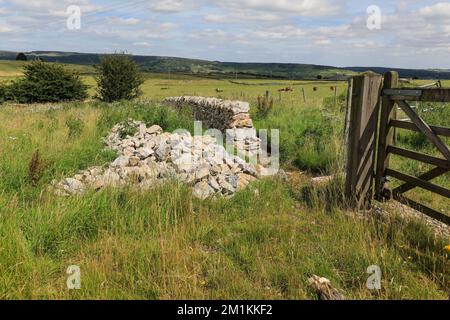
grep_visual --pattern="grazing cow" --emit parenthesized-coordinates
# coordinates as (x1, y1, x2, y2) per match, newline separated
(215, 88, 224, 93)
(313, 87, 318, 91)
(278, 87, 293, 92)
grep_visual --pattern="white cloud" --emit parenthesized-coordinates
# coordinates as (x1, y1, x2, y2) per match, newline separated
(149, 0, 197, 13)
(133, 41, 152, 47)
(10, 0, 99, 13)
(204, 11, 282, 24)
(204, 14, 227, 23)
(1, 0, 450, 68)
(106, 17, 141, 26)
(418, 2, 450, 18)
(0, 26, 12, 33)
(215, 0, 341, 17)
(314, 39, 331, 46)
(250, 26, 306, 40)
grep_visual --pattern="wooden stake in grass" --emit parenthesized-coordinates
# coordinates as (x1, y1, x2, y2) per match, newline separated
(334, 85, 338, 109)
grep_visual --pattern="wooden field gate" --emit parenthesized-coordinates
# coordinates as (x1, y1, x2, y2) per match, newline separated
(345, 71, 450, 225)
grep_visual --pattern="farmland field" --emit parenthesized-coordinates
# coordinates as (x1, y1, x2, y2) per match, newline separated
(0, 61, 449, 299)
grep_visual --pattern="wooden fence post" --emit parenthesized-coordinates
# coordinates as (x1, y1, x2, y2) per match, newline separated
(374, 71, 399, 200)
(334, 85, 338, 109)
(345, 72, 383, 209)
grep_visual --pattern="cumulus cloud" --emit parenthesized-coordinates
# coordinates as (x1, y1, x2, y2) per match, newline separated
(213, 0, 341, 17)
(0, 0, 449, 68)
(106, 17, 140, 26)
(418, 2, 450, 18)
(133, 41, 152, 48)
(0, 26, 12, 33)
(148, 0, 198, 13)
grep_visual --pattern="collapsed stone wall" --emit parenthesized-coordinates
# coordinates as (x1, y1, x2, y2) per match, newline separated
(52, 121, 259, 199)
(52, 98, 281, 199)
(163, 96, 260, 156)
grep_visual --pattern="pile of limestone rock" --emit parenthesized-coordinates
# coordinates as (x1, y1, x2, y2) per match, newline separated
(52, 120, 261, 199)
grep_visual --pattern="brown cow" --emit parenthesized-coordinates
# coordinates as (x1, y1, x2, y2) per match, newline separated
(278, 87, 293, 92)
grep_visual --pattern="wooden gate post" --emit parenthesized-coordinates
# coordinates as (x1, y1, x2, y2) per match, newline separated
(345, 72, 383, 209)
(374, 71, 399, 200)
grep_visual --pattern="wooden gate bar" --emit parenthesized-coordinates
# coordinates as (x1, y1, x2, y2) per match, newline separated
(383, 89, 422, 99)
(383, 88, 450, 102)
(390, 120, 450, 137)
(386, 169, 450, 198)
(387, 146, 450, 170)
(393, 167, 449, 195)
(397, 100, 450, 161)
(393, 193, 450, 225)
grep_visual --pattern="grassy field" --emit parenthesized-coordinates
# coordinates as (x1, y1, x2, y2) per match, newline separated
(0, 61, 449, 299)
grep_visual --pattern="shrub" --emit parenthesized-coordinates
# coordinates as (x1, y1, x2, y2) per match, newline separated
(4, 61, 88, 103)
(0, 81, 13, 102)
(0, 84, 5, 102)
(95, 54, 144, 102)
(118, 120, 139, 139)
(65, 116, 85, 139)
(16, 52, 27, 61)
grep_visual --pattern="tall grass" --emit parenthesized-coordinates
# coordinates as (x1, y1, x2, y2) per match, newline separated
(0, 101, 448, 300)
(0, 101, 193, 203)
(254, 97, 344, 174)
(0, 177, 448, 299)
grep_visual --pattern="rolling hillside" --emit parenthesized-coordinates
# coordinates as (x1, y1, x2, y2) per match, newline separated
(0, 50, 353, 80)
(1, 50, 450, 80)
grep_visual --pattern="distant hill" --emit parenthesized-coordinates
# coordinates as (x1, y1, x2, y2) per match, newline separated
(1, 50, 450, 80)
(0, 50, 353, 80)
(345, 66, 450, 80)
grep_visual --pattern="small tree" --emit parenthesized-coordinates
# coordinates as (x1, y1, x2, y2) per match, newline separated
(5, 61, 88, 103)
(16, 52, 27, 61)
(0, 84, 5, 102)
(95, 54, 144, 102)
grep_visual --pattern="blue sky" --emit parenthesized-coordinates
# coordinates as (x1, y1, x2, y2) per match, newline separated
(0, 0, 450, 68)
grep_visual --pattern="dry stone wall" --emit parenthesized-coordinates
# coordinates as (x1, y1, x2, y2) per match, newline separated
(163, 96, 253, 131)
(163, 96, 261, 156)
